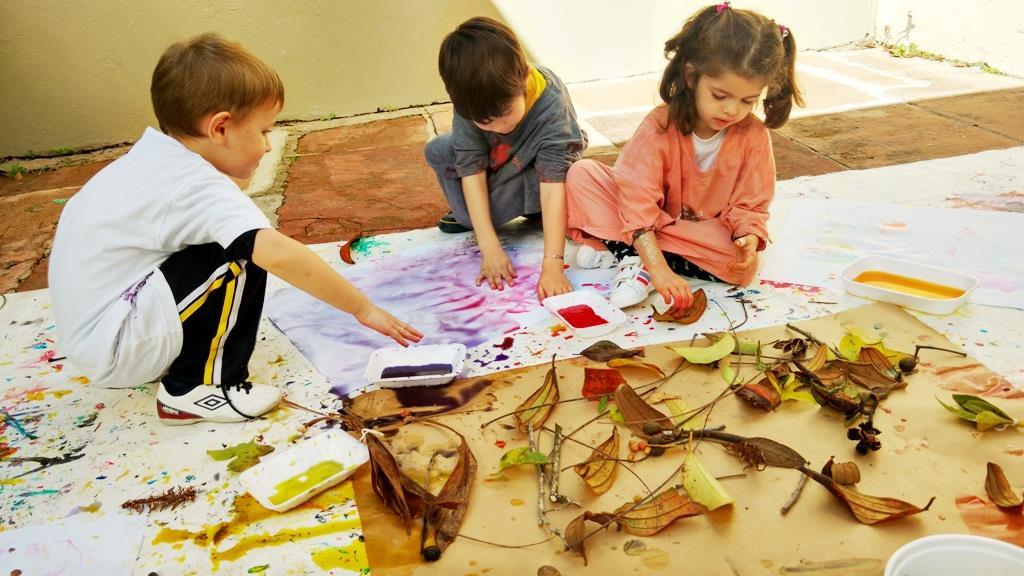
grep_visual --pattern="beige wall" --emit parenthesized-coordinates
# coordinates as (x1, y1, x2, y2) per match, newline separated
(0, 1, 874, 158)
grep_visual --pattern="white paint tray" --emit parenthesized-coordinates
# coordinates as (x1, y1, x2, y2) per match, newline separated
(364, 343, 466, 388)
(840, 255, 979, 315)
(542, 289, 628, 338)
(239, 429, 369, 512)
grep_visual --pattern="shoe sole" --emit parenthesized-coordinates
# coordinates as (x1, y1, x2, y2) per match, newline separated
(156, 399, 254, 425)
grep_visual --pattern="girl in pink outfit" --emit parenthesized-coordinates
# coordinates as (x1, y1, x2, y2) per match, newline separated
(566, 2, 803, 313)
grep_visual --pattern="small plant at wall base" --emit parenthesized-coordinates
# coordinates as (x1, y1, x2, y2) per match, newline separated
(319, 112, 337, 121)
(885, 42, 1003, 75)
(50, 147, 76, 156)
(2, 164, 29, 178)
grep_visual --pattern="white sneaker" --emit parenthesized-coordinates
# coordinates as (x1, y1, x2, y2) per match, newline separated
(609, 256, 656, 308)
(575, 245, 617, 269)
(156, 381, 282, 425)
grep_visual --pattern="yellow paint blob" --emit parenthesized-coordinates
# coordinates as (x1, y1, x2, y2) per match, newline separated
(152, 482, 360, 569)
(269, 460, 346, 505)
(853, 270, 965, 300)
(311, 538, 369, 572)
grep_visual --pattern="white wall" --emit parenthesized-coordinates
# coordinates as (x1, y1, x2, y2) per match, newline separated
(874, 0, 1024, 76)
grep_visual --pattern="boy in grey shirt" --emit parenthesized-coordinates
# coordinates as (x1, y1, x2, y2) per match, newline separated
(425, 17, 587, 301)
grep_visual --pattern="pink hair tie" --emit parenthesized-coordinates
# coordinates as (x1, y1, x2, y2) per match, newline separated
(715, 1, 731, 14)
(779, 24, 790, 39)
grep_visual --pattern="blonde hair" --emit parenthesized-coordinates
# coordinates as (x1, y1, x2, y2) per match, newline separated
(151, 32, 284, 137)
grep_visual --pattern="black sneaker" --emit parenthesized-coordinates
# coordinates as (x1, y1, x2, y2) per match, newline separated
(438, 212, 470, 233)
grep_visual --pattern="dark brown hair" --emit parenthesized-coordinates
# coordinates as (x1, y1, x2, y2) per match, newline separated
(659, 4, 804, 133)
(438, 17, 529, 123)
(151, 32, 284, 137)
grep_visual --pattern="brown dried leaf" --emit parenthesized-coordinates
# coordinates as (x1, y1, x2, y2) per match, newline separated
(858, 347, 903, 382)
(514, 357, 560, 432)
(735, 382, 780, 411)
(838, 359, 903, 397)
(564, 513, 591, 565)
(580, 340, 644, 362)
(573, 428, 620, 494)
(431, 428, 478, 553)
(121, 486, 197, 514)
(614, 383, 673, 435)
(822, 457, 861, 486)
(603, 487, 703, 536)
(651, 288, 707, 324)
(607, 357, 666, 378)
(805, 343, 829, 372)
(985, 461, 1023, 511)
(727, 437, 806, 470)
(365, 433, 433, 532)
(338, 233, 363, 265)
(804, 468, 934, 525)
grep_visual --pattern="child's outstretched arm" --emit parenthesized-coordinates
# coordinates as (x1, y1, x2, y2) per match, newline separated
(537, 181, 572, 301)
(252, 229, 423, 346)
(463, 172, 518, 291)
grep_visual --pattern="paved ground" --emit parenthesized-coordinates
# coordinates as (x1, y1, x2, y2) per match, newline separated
(2, 47, 1022, 293)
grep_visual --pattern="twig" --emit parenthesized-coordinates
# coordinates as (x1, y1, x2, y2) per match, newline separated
(780, 474, 809, 515)
(547, 424, 580, 507)
(122, 486, 197, 513)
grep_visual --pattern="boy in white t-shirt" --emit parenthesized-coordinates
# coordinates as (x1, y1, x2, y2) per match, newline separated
(48, 33, 422, 425)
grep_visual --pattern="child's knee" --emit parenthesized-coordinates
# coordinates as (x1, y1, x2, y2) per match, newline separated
(424, 133, 455, 167)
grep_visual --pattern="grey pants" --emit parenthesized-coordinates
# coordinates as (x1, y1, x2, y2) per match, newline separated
(424, 133, 541, 228)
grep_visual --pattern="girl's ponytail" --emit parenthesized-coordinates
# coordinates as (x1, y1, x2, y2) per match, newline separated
(763, 26, 804, 129)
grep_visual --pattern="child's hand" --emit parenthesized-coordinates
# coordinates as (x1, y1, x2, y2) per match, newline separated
(477, 248, 518, 291)
(354, 304, 423, 347)
(729, 234, 759, 273)
(648, 264, 693, 314)
(537, 261, 572, 302)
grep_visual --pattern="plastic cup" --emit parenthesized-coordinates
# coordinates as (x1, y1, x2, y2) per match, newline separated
(884, 533, 1024, 576)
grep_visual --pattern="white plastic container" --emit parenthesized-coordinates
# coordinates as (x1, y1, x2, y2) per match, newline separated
(542, 289, 628, 338)
(840, 255, 979, 315)
(364, 343, 466, 388)
(884, 533, 1024, 576)
(239, 429, 369, 512)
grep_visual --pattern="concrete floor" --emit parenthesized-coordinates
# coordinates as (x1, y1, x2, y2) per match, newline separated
(1, 47, 1022, 293)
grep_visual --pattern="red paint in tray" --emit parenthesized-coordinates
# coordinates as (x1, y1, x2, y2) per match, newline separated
(556, 304, 607, 329)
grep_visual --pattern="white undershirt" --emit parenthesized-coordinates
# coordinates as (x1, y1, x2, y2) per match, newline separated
(692, 128, 727, 172)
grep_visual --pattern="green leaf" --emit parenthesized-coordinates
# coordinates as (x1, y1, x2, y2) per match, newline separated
(779, 374, 816, 404)
(681, 452, 734, 511)
(938, 397, 979, 422)
(498, 447, 550, 471)
(975, 411, 1016, 431)
(665, 398, 698, 429)
(719, 357, 737, 386)
(597, 395, 609, 413)
(954, 394, 1014, 421)
(671, 334, 735, 364)
(608, 405, 625, 424)
(207, 441, 275, 472)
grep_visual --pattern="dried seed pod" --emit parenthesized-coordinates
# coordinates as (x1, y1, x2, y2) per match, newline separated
(643, 421, 665, 435)
(834, 462, 861, 485)
(898, 356, 918, 373)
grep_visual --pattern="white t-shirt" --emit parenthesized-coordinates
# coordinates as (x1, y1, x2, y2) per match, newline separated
(692, 128, 727, 172)
(48, 127, 271, 388)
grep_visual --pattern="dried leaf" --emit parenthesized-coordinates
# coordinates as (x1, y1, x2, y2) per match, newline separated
(805, 343, 829, 372)
(207, 440, 275, 472)
(614, 383, 673, 435)
(727, 437, 806, 470)
(564, 489, 702, 564)
(514, 357, 560, 432)
(580, 340, 644, 362)
(430, 427, 477, 554)
(858, 347, 902, 381)
(773, 337, 808, 358)
(602, 487, 703, 536)
(564, 513, 590, 565)
(366, 433, 432, 531)
(735, 382, 780, 411)
(837, 359, 903, 397)
(607, 357, 666, 378)
(122, 486, 197, 514)
(651, 288, 707, 324)
(984, 462, 1023, 510)
(581, 367, 627, 400)
(498, 447, 550, 471)
(338, 234, 363, 265)
(681, 452, 734, 510)
(671, 333, 735, 364)
(803, 468, 933, 525)
(573, 428, 619, 494)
